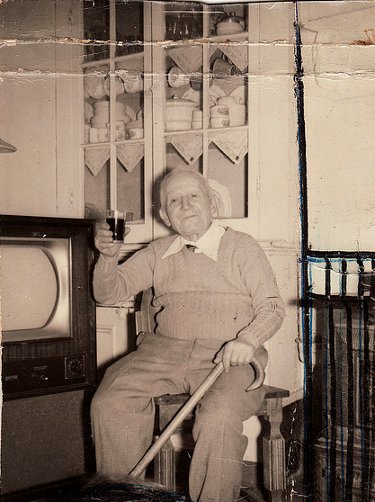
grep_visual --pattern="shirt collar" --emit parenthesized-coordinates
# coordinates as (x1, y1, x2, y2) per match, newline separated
(162, 221, 225, 261)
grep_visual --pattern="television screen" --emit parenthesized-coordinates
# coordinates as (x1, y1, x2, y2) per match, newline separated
(1, 237, 71, 343)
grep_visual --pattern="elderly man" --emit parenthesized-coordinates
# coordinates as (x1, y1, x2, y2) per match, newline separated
(91, 168, 285, 502)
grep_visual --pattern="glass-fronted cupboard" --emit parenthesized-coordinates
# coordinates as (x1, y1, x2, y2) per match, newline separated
(82, 1, 258, 244)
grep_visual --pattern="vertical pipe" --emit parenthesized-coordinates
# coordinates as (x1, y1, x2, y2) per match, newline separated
(360, 300, 371, 501)
(294, 2, 313, 499)
(328, 302, 337, 501)
(369, 310, 375, 501)
(341, 259, 347, 297)
(370, 257, 375, 494)
(371, 259, 375, 298)
(345, 303, 354, 501)
(358, 258, 365, 298)
(323, 304, 330, 499)
(325, 258, 331, 298)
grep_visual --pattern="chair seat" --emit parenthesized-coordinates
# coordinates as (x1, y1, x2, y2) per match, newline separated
(154, 385, 289, 407)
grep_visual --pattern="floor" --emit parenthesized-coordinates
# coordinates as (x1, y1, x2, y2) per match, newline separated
(21, 482, 259, 502)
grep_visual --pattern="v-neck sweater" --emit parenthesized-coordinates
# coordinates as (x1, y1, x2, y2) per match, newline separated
(93, 227, 285, 348)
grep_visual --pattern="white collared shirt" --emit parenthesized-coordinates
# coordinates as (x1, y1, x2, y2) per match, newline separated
(162, 221, 226, 262)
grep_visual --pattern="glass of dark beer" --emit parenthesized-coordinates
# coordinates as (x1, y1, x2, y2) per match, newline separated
(106, 210, 125, 242)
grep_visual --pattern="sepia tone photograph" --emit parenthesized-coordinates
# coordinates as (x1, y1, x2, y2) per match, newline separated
(0, 0, 374, 500)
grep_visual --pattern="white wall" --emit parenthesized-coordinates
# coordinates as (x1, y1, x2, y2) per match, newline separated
(300, 1, 375, 251)
(0, 0, 82, 218)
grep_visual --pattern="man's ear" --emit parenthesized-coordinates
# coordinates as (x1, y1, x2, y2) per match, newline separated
(159, 208, 170, 226)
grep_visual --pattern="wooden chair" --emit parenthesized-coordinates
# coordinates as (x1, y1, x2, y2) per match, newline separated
(135, 290, 290, 502)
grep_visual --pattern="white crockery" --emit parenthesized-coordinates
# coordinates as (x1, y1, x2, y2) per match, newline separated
(168, 66, 190, 88)
(216, 12, 245, 36)
(210, 104, 229, 117)
(216, 20, 244, 35)
(128, 128, 144, 139)
(217, 96, 237, 107)
(166, 98, 198, 124)
(210, 116, 229, 128)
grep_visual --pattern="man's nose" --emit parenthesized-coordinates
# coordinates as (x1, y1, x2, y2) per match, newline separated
(181, 196, 191, 209)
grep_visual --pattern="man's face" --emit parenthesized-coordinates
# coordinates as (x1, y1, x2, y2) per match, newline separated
(159, 173, 216, 241)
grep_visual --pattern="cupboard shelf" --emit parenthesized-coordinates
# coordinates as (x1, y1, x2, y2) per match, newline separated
(82, 141, 110, 148)
(164, 125, 248, 137)
(83, 138, 145, 147)
(208, 125, 248, 133)
(115, 138, 144, 145)
(164, 129, 203, 136)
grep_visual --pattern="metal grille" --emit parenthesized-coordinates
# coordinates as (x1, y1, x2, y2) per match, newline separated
(306, 253, 375, 501)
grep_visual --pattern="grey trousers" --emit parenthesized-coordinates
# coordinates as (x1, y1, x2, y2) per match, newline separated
(90, 335, 266, 502)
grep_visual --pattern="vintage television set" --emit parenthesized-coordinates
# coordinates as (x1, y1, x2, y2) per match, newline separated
(1, 215, 97, 495)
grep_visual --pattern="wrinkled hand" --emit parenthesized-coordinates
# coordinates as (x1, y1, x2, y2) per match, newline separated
(94, 222, 130, 258)
(214, 339, 255, 373)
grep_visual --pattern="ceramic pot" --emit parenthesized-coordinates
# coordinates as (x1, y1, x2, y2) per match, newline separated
(210, 116, 229, 128)
(216, 12, 245, 36)
(166, 98, 198, 129)
(217, 97, 246, 126)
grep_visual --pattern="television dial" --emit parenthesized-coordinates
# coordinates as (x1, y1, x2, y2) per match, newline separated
(65, 355, 86, 380)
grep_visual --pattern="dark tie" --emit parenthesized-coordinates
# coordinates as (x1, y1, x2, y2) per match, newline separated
(185, 244, 197, 253)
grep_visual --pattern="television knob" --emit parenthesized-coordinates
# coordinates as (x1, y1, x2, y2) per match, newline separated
(32, 372, 49, 382)
(69, 359, 82, 375)
(65, 355, 86, 380)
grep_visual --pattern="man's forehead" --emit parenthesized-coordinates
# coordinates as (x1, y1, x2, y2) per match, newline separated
(164, 173, 205, 193)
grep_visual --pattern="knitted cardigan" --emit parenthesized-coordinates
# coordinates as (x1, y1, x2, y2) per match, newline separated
(93, 227, 285, 349)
